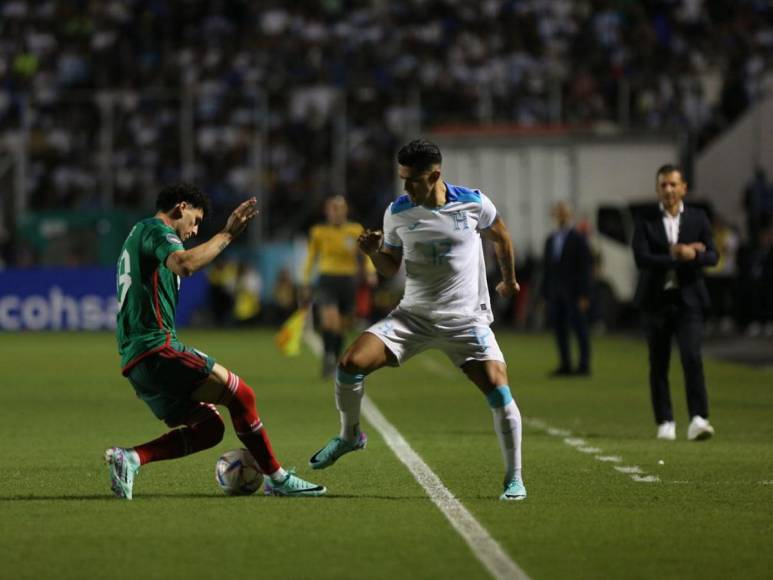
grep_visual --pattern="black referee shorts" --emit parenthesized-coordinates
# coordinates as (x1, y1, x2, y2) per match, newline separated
(316, 274, 357, 315)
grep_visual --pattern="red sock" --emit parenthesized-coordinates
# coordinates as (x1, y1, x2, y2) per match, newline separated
(135, 404, 225, 465)
(225, 372, 281, 475)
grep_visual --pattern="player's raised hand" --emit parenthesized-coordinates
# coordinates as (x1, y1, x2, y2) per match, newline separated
(224, 197, 259, 238)
(358, 229, 384, 256)
(496, 280, 520, 298)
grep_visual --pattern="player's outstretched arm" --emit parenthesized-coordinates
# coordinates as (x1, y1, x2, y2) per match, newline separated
(481, 216, 520, 298)
(359, 229, 402, 278)
(166, 197, 258, 277)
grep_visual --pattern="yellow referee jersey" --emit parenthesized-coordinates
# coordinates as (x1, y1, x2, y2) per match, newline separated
(303, 222, 374, 284)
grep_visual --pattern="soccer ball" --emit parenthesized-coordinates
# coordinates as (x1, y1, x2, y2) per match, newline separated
(215, 449, 263, 496)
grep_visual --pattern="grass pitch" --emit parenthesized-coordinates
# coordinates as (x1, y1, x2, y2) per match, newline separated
(0, 329, 771, 579)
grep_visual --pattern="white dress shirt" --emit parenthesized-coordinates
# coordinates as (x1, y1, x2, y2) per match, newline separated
(660, 202, 684, 289)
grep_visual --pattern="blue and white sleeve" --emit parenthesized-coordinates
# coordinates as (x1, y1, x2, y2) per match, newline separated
(478, 192, 498, 230)
(383, 205, 402, 249)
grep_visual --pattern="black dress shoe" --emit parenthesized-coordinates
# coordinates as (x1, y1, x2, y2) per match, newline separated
(548, 367, 573, 377)
(574, 367, 591, 376)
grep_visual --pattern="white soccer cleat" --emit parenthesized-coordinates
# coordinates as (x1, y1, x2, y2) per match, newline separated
(687, 416, 715, 441)
(656, 421, 676, 440)
(105, 447, 141, 499)
(500, 478, 527, 501)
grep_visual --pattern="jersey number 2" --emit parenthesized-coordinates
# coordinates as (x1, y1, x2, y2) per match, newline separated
(117, 250, 132, 309)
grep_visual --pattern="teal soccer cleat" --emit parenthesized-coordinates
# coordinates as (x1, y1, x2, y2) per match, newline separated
(308, 432, 368, 470)
(263, 471, 327, 497)
(500, 478, 527, 501)
(105, 447, 141, 500)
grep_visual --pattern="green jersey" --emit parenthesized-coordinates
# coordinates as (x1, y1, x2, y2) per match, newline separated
(116, 217, 185, 373)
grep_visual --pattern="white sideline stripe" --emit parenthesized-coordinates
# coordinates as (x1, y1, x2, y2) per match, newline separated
(362, 395, 530, 580)
(304, 333, 529, 580)
(614, 466, 643, 474)
(526, 418, 662, 485)
(547, 427, 571, 437)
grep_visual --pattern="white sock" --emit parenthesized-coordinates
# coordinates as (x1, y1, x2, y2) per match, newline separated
(335, 369, 365, 441)
(486, 386, 522, 483)
(269, 467, 287, 482)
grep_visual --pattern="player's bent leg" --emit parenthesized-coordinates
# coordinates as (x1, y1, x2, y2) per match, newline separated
(462, 360, 526, 501)
(133, 403, 225, 465)
(339, 331, 396, 373)
(192, 364, 326, 496)
(309, 333, 394, 470)
(105, 405, 225, 500)
(192, 364, 280, 475)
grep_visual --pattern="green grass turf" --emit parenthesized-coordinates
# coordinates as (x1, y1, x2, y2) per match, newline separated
(0, 330, 771, 579)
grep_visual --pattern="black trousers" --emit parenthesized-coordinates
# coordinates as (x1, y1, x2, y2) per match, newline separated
(644, 291, 709, 424)
(548, 296, 590, 371)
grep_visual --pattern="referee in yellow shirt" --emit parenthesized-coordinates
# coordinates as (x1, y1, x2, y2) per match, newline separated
(302, 195, 376, 377)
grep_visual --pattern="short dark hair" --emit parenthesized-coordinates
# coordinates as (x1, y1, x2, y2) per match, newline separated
(656, 164, 684, 181)
(397, 139, 442, 172)
(156, 183, 211, 217)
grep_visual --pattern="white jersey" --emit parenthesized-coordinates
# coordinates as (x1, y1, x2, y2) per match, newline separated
(383, 183, 498, 326)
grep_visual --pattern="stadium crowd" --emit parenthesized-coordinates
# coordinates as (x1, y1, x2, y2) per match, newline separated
(1, 0, 772, 332)
(2, 0, 772, 224)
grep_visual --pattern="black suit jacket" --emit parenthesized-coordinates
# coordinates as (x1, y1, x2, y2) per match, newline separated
(541, 228, 593, 301)
(632, 204, 718, 311)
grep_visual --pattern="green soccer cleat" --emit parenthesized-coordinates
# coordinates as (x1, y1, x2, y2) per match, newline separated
(500, 478, 527, 501)
(308, 432, 368, 470)
(263, 471, 326, 497)
(105, 447, 141, 500)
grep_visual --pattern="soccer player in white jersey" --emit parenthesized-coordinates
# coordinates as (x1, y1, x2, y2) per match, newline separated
(309, 139, 526, 501)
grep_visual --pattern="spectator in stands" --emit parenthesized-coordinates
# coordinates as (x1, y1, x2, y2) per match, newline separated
(233, 262, 262, 326)
(1, 0, 773, 258)
(270, 267, 298, 325)
(207, 258, 237, 326)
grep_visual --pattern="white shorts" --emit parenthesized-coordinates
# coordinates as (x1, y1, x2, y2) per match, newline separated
(365, 308, 505, 367)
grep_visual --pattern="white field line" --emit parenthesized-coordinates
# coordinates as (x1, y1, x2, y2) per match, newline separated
(614, 466, 644, 474)
(577, 446, 603, 454)
(525, 418, 661, 484)
(304, 335, 530, 580)
(362, 396, 530, 580)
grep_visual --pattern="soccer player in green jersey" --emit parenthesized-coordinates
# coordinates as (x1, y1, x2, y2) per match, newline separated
(107, 183, 326, 499)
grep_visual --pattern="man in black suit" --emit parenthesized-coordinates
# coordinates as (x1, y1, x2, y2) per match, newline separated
(541, 201, 593, 376)
(632, 164, 718, 441)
